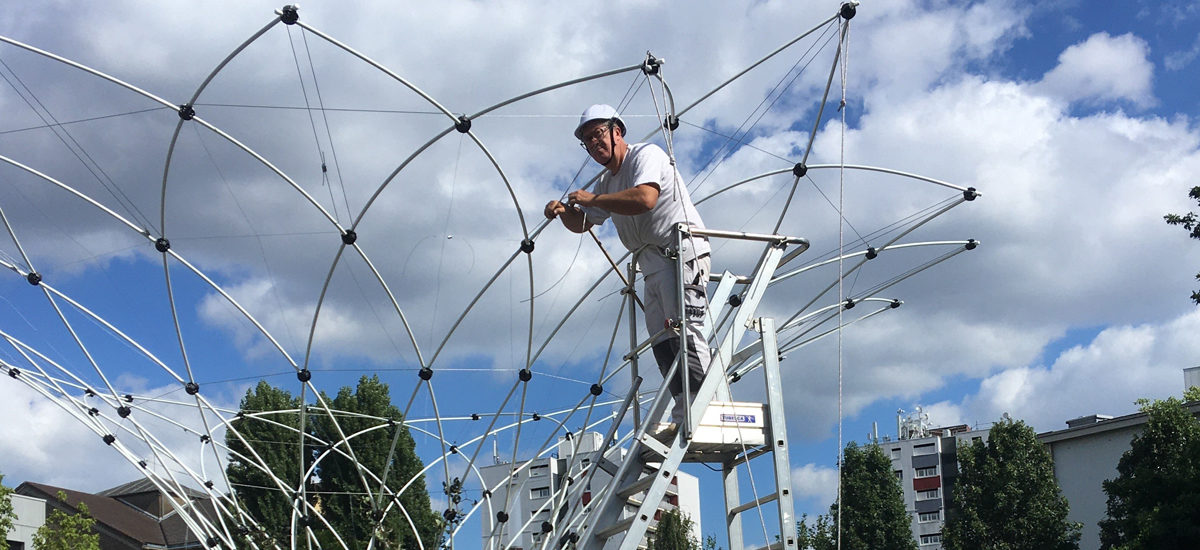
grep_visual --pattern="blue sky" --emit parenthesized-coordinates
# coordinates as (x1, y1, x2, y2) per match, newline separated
(2, 1, 1200, 548)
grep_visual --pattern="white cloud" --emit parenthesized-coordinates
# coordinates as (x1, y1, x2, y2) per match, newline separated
(958, 308, 1200, 431)
(791, 462, 839, 508)
(1036, 32, 1156, 108)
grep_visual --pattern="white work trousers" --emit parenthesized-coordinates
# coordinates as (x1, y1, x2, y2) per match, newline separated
(645, 255, 711, 424)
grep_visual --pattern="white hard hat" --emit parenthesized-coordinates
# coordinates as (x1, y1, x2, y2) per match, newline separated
(574, 104, 627, 140)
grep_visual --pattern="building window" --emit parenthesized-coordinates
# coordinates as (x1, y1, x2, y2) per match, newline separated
(530, 464, 549, 477)
(920, 533, 942, 545)
(913, 443, 936, 456)
(915, 466, 938, 478)
(917, 488, 940, 500)
(894, 470, 903, 481)
(891, 448, 900, 459)
(918, 511, 940, 523)
(531, 486, 550, 499)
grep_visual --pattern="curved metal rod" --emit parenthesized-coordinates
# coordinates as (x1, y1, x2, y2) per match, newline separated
(696, 164, 974, 207)
(0, 154, 303, 369)
(782, 198, 967, 326)
(349, 244, 426, 367)
(160, 15, 283, 234)
(675, 12, 841, 119)
(467, 62, 645, 121)
(772, 240, 977, 286)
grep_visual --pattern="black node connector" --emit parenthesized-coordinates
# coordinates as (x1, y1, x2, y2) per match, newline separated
(178, 104, 195, 121)
(520, 238, 535, 254)
(890, 299, 901, 308)
(641, 54, 661, 76)
(590, 383, 603, 396)
(455, 115, 472, 134)
(663, 115, 680, 131)
(236, 411, 245, 418)
(844, 298, 855, 309)
(730, 372, 742, 384)
(449, 444, 458, 454)
(387, 418, 396, 427)
(531, 413, 540, 421)
(26, 272, 41, 286)
(124, 394, 134, 402)
(206, 537, 219, 548)
(496, 511, 509, 523)
(965, 239, 978, 250)
(280, 5, 299, 25)
(185, 382, 200, 395)
(103, 434, 116, 445)
(792, 162, 808, 178)
(341, 230, 357, 245)
(298, 516, 313, 528)
(89, 407, 100, 416)
(86, 389, 96, 397)
(865, 247, 878, 260)
(419, 367, 434, 381)
(200, 434, 211, 443)
(541, 521, 553, 534)
(139, 460, 147, 468)
(7, 368, 18, 379)
(471, 413, 480, 421)
(840, 2, 857, 19)
(569, 533, 580, 543)
(297, 369, 312, 382)
(563, 431, 573, 440)
(518, 369, 532, 382)
(728, 294, 743, 307)
(155, 237, 170, 253)
(482, 489, 491, 498)
(964, 187, 978, 201)
(118, 406, 131, 418)
(205, 480, 214, 489)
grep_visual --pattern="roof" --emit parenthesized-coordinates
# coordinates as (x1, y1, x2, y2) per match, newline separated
(17, 481, 167, 546)
(99, 477, 208, 500)
(1037, 400, 1200, 444)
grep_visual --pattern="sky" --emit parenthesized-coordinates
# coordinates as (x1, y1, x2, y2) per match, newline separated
(1, 0, 1199, 547)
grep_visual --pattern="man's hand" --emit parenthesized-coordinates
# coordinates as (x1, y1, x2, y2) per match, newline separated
(567, 189, 597, 207)
(544, 200, 568, 220)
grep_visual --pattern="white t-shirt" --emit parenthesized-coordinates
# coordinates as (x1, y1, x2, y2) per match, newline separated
(582, 143, 710, 276)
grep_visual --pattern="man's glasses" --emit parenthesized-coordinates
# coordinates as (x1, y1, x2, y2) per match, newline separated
(578, 125, 610, 149)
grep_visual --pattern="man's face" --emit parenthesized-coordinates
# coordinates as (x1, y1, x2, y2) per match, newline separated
(580, 122, 614, 164)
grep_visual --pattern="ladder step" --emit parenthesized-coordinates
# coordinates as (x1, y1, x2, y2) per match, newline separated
(751, 542, 784, 550)
(617, 474, 656, 499)
(595, 516, 636, 540)
(729, 492, 778, 516)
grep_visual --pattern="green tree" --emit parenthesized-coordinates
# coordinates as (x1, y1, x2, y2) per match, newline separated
(943, 417, 1080, 550)
(823, 443, 916, 550)
(31, 490, 99, 550)
(1099, 395, 1200, 549)
(312, 375, 440, 549)
(0, 473, 15, 542)
(796, 513, 837, 550)
(225, 381, 307, 548)
(1164, 185, 1200, 304)
(647, 508, 699, 550)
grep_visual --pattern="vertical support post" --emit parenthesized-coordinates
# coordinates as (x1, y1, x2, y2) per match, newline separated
(675, 225, 691, 439)
(760, 317, 797, 549)
(723, 460, 744, 550)
(627, 261, 641, 430)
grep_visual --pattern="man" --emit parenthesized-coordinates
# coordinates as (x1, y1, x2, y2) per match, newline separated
(544, 104, 711, 428)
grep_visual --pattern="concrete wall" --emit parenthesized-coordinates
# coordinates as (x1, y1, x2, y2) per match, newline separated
(1043, 423, 1141, 550)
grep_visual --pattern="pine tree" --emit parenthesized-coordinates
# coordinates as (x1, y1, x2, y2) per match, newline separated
(0, 473, 15, 542)
(312, 375, 441, 549)
(647, 508, 699, 550)
(1099, 395, 1200, 549)
(943, 417, 1080, 550)
(31, 491, 100, 550)
(824, 443, 916, 550)
(1164, 185, 1200, 304)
